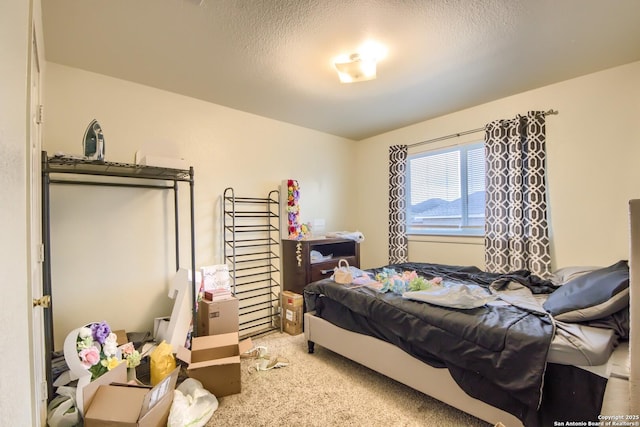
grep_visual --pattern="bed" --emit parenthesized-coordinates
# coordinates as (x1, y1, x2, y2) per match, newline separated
(302, 202, 639, 427)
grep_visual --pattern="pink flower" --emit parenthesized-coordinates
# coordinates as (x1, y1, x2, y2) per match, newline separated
(403, 271, 418, 281)
(120, 342, 135, 356)
(79, 346, 101, 369)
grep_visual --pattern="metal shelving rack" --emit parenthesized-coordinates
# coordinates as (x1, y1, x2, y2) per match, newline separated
(41, 152, 197, 398)
(223, 187, 280, 337)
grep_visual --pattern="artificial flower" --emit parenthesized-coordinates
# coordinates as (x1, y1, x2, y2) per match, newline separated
(120, 342, 142, 369)
(91, 321, 111, 345)
(286, 179, 311, 240)
(300, 223, 311, 235)
(102, 333, 118, 357)
(102, 356, 121, 371)
(76, 321, 123, 380)
(77, 327, 94, 350)
(78, 347, 101, 369)
(375, 269, 444, 294)
(78, 327, 92, 340)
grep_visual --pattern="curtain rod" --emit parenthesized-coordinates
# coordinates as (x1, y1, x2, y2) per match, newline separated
(408, 109, 558, 149)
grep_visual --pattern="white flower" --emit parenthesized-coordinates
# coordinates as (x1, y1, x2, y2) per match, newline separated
(78, 327, 92, 339)
(102, 333, 118, 357)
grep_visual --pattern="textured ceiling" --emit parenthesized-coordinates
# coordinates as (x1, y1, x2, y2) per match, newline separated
(42, 0, 640, 140)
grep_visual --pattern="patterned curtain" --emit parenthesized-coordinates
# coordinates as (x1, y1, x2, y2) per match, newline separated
(389, 145, 408, 264)
(484, 111, 551, 277)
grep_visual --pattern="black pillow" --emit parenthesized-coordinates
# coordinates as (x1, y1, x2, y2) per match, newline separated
(542, 260, 629, 322)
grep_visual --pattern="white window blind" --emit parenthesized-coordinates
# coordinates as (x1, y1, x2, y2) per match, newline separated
(407, 142, 485, 236)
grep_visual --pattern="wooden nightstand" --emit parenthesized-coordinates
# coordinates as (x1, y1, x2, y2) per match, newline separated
(281, 238, 360, 296)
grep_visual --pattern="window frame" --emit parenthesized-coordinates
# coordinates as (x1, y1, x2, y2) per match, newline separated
(406, 141, 485, 237)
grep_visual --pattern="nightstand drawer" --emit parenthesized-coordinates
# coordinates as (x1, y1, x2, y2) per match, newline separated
(310, 256, 359, 283)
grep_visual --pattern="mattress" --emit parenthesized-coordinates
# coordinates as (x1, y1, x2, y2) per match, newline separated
(549, 321, 617, 366)
(488, 298, 618, 367)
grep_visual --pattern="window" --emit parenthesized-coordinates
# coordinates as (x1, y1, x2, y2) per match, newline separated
(407, 142, 485, 236)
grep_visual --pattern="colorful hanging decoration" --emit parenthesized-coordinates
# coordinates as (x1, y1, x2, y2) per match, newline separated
(286, 179, 311, 240)
(287, 179, 302, 239)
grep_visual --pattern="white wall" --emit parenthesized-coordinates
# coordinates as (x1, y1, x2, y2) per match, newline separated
(43, 63, 357, 348)
(355, 61, 640, 271)
(7, 7, 640, 417)
(0, 1, 38, 425)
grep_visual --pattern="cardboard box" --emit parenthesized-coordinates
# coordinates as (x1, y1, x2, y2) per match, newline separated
(84, 367, 179, 427)
(79, 362, 127, 416)
(177, 333, 252, 398)
(282, 291, 303, 335)
(198, 296, 239, 336)
(139, 154, 189, 170)
(113, 329, 128, 346)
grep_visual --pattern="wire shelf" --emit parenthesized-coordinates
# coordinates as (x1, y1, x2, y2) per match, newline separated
(223, 187, 281, 338)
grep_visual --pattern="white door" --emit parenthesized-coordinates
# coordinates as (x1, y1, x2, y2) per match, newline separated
(29, 26, 47, 426)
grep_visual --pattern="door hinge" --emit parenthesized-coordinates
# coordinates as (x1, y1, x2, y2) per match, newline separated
(33, 295, 51, 308)
(36, 105, 44, 125)
(38, 243, 45, 263)
(40, 380, 48, 401)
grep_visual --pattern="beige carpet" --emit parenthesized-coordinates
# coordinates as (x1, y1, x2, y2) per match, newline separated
(206, 331, 490, 427)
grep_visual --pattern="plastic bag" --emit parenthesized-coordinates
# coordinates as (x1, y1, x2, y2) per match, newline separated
(150, 340, 176, 386)
(332, 259, 353, 284)
(168, 378, 219, 427)
(201, 264, 231, 292)
(47, 386, 80, 427)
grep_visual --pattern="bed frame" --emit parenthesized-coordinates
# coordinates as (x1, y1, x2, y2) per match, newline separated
(304, 312, 523, 425)
(304, 200, 640, 426)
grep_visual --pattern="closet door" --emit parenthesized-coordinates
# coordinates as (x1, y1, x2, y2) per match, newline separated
(30, 24, 47, 425)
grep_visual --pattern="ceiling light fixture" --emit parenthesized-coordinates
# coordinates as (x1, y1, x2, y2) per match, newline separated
(334, 53, 377, 83)
(333, 41, 387, 83)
